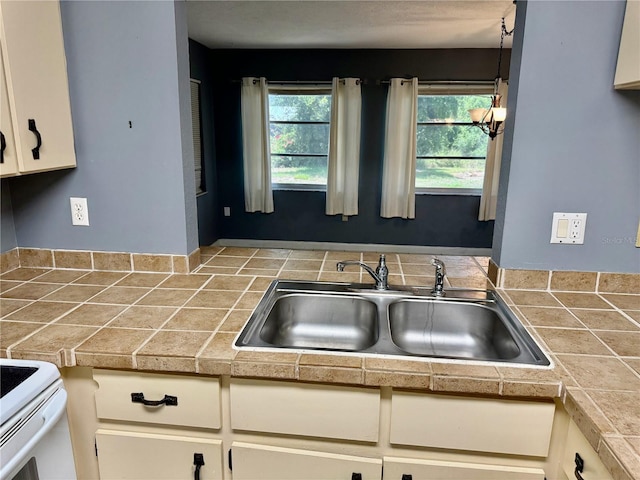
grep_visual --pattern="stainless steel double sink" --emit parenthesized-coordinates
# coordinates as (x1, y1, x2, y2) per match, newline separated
(235, 280, 551, 367)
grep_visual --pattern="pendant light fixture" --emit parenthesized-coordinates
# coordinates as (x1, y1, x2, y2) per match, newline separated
(469, 17, 514, 140)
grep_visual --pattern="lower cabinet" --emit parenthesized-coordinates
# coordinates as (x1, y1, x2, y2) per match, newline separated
(78, 370, 614, 480)
(382, 456, 545, 480)
(95, 429, 224, 480)
(229, 442, 382, 480)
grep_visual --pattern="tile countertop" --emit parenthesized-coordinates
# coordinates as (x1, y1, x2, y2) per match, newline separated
(1, 247, 639, 480)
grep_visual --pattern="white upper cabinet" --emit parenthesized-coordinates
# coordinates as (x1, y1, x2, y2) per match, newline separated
(0, 0, 76, 177)
(614, 0, 640, 89)
(0, 46, 17, 177)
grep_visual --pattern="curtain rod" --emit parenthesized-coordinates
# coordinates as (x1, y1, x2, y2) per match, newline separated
(231, 79, 364, 85)
(377, 79, 496, 85)
(230, 78, 494, 86)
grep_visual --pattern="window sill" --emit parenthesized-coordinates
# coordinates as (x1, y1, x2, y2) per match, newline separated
(272, 184, 326, 192)
(415, 188, 482, 196)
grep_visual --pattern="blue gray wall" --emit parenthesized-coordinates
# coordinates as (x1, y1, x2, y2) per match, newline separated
(2, 0, 197, 256)
(1, 180, 17, 252)
(494, 0, 640, 273)
(205, 49, 506, 248)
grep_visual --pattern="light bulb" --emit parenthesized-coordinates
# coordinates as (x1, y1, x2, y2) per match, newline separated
(492, 107, 507, 122)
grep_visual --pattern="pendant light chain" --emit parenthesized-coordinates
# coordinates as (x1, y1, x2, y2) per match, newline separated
(496, 17, 515, 81)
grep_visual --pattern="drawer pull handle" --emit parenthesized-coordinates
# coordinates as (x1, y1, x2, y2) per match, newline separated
(1, 131, 5, 163)
(194, 453, 205, 480)
(351, 474, 362, 480)
(28, 119, 42, 160)
(402, 475, 413, 480)
(575, 452, 585, 480)
(130, 392, 178, 406)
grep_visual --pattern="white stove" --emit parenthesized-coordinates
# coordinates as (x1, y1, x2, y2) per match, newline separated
(0, 359, 77, 480)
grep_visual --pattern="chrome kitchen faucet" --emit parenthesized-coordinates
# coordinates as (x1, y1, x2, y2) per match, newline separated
(336, 254, 389, 290)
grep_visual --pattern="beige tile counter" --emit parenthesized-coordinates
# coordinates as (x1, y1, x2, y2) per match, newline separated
(1, 246, 639, 480)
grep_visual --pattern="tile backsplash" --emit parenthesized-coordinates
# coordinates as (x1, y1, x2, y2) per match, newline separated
(1, 247, 200, 275)
(489, 259, 639, 294)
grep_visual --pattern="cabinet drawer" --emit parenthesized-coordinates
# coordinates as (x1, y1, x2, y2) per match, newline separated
(390, 392, 555, 456)
(230, 378, 380, 442)
(562, 421, 612, 480)
(94, 369, 221, 429)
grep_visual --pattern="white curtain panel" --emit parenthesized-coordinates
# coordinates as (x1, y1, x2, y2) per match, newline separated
(380, 78, 418, 219)
(478, 80, 509, 221)
(326, 77, 362, 216)
(241, 77, 274, 213)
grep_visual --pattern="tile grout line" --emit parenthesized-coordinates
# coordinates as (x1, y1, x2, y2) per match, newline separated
(317, 251, 329, 282)
(273, 250, 292, 279)
(395, 254, 406, 286)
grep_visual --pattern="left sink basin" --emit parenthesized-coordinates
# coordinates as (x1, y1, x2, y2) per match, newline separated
(248, 293, 379, 351)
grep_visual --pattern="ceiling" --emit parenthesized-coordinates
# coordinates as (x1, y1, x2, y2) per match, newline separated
(186, 1, 517, 50)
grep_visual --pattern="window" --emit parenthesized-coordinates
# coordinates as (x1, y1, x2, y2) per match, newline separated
(416, 87, 493, 194)
(190, 79, 205, 195)
(268, 87, 331, 189)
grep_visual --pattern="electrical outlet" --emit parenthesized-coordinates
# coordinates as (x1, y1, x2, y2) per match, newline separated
(551, 212, 586, 244)
(223, 207, 231, 217)
(70, 197, 89, 226)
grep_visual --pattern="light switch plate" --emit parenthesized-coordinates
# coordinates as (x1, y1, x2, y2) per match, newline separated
(551, 212, 587, 244)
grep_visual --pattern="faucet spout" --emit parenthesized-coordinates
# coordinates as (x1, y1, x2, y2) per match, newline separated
(336, 254, 389, 290)
(431, 258, 446, 297)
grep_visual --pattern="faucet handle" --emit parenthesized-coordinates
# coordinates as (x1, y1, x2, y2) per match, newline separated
(376, 254, 388, 275)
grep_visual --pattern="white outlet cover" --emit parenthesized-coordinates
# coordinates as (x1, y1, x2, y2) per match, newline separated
(70, 197, 90, 226)
(551, 212, 586, 244)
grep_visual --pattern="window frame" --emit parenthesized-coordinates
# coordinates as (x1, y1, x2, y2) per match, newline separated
(415, 83, 495, 196)
(268, 84, 332, 192)
(190, 78, 206, 196)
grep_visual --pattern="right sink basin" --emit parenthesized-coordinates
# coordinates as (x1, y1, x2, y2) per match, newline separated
(388, 299, 521, 361)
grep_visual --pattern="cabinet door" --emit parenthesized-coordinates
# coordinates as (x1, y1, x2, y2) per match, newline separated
(383, 456, 545, 480)
(561, 421, 613, 480)
(0, 0, 76, 174)
(614, 0, 640, 89)
(231, 442, 382, 480)
(230, 378, 380, 442)
(390, 391, 555, 457)
(0, 44, 17, 177)
(96, 429, 223, 480)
